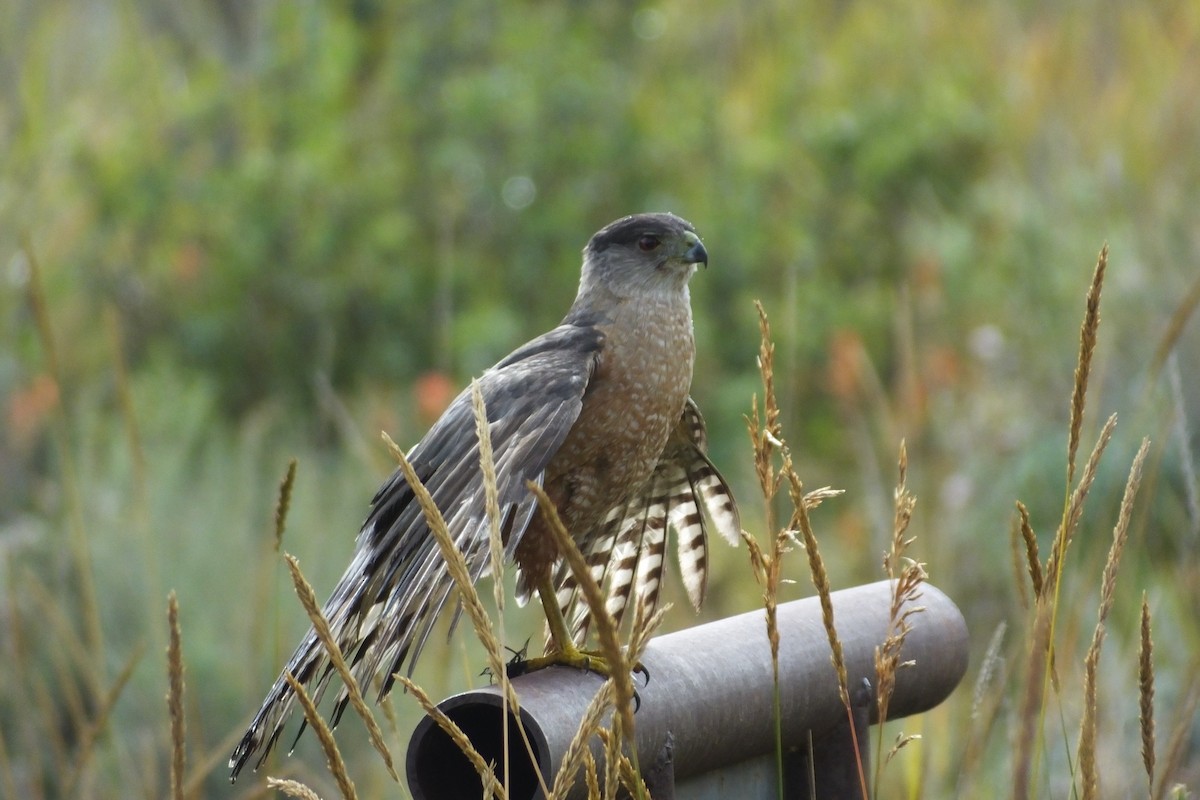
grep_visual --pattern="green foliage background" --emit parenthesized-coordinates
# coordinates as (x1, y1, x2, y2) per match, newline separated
(2, 0, 1198, 797)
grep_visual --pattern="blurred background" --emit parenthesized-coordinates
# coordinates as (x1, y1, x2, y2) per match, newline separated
(2, 0, 1198, 797)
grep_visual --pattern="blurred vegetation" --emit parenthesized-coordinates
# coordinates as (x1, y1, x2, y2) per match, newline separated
(2, 0, 1199, 797)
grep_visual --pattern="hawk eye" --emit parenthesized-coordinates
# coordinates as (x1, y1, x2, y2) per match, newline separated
(637, 235, 661, 252)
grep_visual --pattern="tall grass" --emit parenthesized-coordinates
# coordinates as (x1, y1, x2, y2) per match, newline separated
(3, 251, 1197, 798)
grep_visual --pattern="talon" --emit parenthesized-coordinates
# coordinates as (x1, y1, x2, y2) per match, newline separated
(632, 688, 642, 713)
(503, 639, 532, 679)
(634, 663, 651, 686)
(506, 639, 531, 662)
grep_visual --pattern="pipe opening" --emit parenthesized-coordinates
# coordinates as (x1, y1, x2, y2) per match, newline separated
(407, 698, 549, 800)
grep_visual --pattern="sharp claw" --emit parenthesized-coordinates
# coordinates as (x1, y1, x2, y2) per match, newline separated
(634, 663, 651, 686)
(632, 688, 642, 713)
(502, 638, 532, 679)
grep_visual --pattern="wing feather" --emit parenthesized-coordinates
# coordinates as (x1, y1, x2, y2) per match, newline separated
(230, 323, 604, 778)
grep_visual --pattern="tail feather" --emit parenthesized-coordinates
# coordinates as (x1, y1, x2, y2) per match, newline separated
(551, 504, 625, 647)
(670, 472, 710, 611)
(550, 397, 741, 647)
(623, 473, 675, 626)
(689, 457, 741, 546)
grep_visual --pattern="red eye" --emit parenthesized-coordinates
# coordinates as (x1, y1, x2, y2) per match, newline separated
(638, 235, 660, 252)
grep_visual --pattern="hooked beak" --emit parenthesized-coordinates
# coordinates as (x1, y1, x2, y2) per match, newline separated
(681, 230, 708, 267)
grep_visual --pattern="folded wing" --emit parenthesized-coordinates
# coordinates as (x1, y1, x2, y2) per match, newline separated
(230, 323, 605, 779)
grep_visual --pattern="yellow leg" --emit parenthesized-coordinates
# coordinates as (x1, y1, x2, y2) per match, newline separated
(516, 575, 613, 676)
(537, 574, 576, 653)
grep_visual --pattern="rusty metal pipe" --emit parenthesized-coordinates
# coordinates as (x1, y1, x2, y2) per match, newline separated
(406, 579, 968, 799)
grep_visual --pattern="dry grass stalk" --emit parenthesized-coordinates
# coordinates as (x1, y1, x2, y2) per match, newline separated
(616, 749, 651, 799)
(972, 622, 1007, 723)
(383, 432, 550, 800)
(550, 600, 667, 800)
(885, 441, 916, 574)
(873, 441, 927, 793)
(875, 575, 926, 703)
(803, 487, 846, 507)
(377, 692, 399, 735)
(595, 727, 622, 800)
(527, 481, 643, 795)
(1013, 595, 1053, 798)
(1066, 244, 1107, 487)
(267, 777, 324, 800)
(1038, 246, 1108, 707)
(401, 675, 508, 798)
(247, 458, 301, 673)
(743, 515, 787, 798)
(1015, 412, 1116, 796)
(60, 643, 143, 798)
(746, 301, 784, 531)
(276, 458, 298, 551)
(470, 383, 507, 614)
(740, 487, 791, 745)
(167, 592, 186, 800)
(1008, 515, 1030, 611)
(746, 303, 808, 799)
(584, 750, 600, 799)
(1139, 593, 1156, 800)
(884, 730, 922, 765)
(625, 599, 669, 669)
(282, 671, 358, 800)
(551, 681, 616, 798)
(1031, 411, 1121, 758)
(1016, 501, 1043, 599)
(381, 432, 509, 698)
(471, 382, 513, 796)
(787, 465, 863, 800)
(283, 554, 398, 783)
(1098, 439, 1149, 614)
(1044, 413, 1118, 596)
(747, 305, 862, 796)
(473, 388, 551, 799)
(1077, 438, 1150, 799)
(1016, 249, 1114, 796)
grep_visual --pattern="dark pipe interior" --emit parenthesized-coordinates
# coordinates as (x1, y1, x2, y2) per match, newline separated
(408, 701, 548, 800)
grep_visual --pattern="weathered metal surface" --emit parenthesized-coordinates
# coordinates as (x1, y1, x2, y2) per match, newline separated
(406, 579, 968, 800)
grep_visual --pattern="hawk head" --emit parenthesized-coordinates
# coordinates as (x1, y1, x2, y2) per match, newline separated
(579, 212, 709, 300)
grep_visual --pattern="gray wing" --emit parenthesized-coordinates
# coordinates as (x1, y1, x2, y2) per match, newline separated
(553, 397, 741, 646)
(230, 323, 605, 779)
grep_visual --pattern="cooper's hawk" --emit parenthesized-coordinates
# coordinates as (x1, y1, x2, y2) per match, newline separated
(230, 212, 741, 779)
